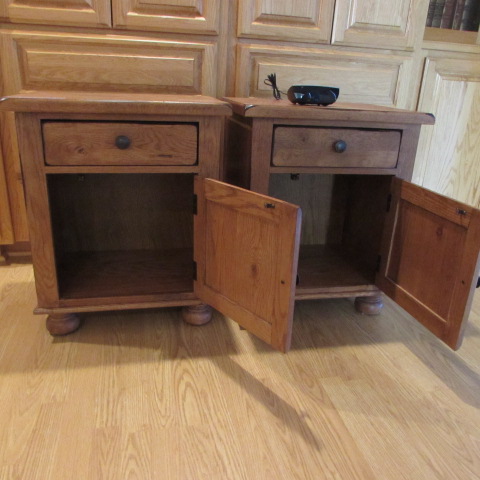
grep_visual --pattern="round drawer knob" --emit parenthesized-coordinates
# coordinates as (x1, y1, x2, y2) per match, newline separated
(115, 135, 131, 150)
(334, 140, 347, 153)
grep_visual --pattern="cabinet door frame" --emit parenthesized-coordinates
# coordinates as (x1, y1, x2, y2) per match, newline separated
(112, 0, 221, 34)
(0, 0, 112, 28)
(237, 0, 335, 43)
(377, 178, 480, 350)
(331, 0, 428, 50)
(194, 177, 302, 352)
(413, 55, 480, 207)
(0, 138, 14, 244)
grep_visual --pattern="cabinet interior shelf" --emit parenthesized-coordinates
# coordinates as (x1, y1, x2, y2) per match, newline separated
(295, 244, 377, 299)
(57, 248, 194, 300)
(56, 244, 376, 303)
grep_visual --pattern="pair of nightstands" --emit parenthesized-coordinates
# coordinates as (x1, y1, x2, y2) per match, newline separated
(2, 93, 478, 352)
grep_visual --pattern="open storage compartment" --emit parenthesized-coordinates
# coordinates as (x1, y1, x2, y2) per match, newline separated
(269, 173, 393, 299)
(47, 173, 195, 301)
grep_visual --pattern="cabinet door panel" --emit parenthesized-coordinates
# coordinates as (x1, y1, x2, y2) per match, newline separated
(0, 31, 217, 96)
(332, 0, 428, 50)
(112, 0, 220, 34)
(237, 0, 335, 43)
(236, 45, 416, 108)
(0, 0, 111, 28)
(194, 178, 301, 352)
(0, 139, 14, 244)
(377, 179, 480, 350)
(413, 56, 480, 208)
(0, 113, 29, 242)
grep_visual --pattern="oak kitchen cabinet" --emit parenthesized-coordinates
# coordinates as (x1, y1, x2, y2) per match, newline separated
(413, 48, 480, 207)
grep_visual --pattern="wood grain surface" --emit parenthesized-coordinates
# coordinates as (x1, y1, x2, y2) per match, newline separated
(194, 177, 301, 352)
(272, 126, 401, 168)
(237, 0, 335, 43)
(414, 56, 480, 208)
(1, 262, 480, 479)
(224, 97, 434, 123)
(43, 122, 198, 166)
(0, 92, 232, 116)
(377, 179, 480, 350)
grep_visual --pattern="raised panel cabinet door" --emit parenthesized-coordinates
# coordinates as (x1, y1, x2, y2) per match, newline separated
(413, 56, 480, 208)
(237, 0, 335, 43)
(0, 31, 218, 96)
(0, 140, 14, 244)
(0, 0, 111, 28)
(112, 0, 220, 34)
(377, 178, 480, 350)
(0, 113, 29, 243)
(332, 0, 429, 50)
(194, 177, 302, 352)
(236, 44, 416, 108)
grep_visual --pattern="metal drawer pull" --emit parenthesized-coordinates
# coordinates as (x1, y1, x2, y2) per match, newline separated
(334, 140, 347, 153)
(115, 135, 131, 149)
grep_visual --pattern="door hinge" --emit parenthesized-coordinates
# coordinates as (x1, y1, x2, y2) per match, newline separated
(376, 255, 382, 272)
(193, 261, 197, 281)
(193, 194, 197, 215)
(386, 194, 392, 213)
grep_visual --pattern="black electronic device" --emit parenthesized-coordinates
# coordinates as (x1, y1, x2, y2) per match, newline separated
(287, 85, 339, 106)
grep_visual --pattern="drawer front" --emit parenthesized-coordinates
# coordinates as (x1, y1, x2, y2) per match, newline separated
(43, 122, 198, 166)
(272, 127, 401, 169)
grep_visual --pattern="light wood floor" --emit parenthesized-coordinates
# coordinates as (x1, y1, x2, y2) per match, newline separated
(1, 261, 479, 480)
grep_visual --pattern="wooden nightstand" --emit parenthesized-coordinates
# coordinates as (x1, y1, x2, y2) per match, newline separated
(0, 93, 234, 334)
(222, 97, 480, 352)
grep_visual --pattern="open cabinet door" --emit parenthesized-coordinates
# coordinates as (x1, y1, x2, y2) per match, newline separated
(377, 178, 480, 350)
(194, 177, 302, 352)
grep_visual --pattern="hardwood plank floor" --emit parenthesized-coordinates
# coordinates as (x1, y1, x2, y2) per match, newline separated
(0, 262, 479, 479)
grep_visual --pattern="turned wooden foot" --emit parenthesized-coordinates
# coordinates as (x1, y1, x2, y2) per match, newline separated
(354, 295, 383, 315)
(46, 313, 81, 336)
(182, 304, 213, 326)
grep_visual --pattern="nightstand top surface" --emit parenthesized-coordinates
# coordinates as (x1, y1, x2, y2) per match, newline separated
(223, 97, 434, 125)
(0, 92, 232, 116)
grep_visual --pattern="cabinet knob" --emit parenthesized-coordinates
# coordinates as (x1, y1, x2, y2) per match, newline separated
(334, 140, 347, 153)
(115, 135, 131, 150)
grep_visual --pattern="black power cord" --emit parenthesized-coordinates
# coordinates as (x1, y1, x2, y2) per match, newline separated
(264, 73, 287, 100)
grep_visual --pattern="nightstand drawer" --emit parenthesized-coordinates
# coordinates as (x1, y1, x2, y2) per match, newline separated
(43, 121, 198, 166)
(272, 127, 401, 168)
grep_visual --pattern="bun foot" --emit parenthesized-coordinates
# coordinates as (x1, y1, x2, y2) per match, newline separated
(354, 295, 383, 315)
(182, 304, 213, 326)
(46, 313, 81, 336)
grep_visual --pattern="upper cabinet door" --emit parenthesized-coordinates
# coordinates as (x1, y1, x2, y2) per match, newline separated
(237, 0, 335, 43)
(112, 0, 220, 34)
(332, 0, 428, 50)
(194, 178, 301, 352)
(0, 0, 111, 28)
(377, 179, 480, 350)
(413, 56, 480, 208)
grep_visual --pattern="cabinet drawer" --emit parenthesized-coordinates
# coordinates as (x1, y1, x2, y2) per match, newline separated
(43, 122, 198, 166)
(272, 127, 401, 169)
